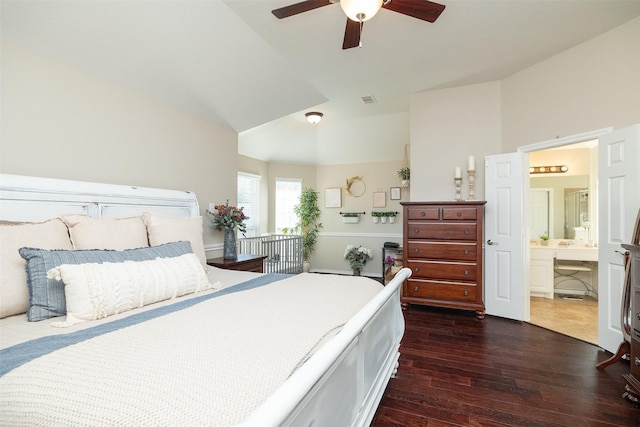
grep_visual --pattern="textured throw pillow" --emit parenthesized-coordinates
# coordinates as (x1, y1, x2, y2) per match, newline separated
(62, 214, 149, 250)
(143, 212, 208, 269)
(19, 241, 194, 321)
(48, 253, 213, 327)
(0, 219, 73, 318)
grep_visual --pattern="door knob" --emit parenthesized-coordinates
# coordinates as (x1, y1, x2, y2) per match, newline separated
(487, 240, 498, 245)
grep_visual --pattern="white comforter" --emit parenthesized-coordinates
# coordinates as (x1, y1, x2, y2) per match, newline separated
(0, 272, 383, 426)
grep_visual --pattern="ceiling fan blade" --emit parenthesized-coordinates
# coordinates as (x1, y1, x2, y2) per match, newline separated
(272, 0, 332, 19)
(342, 19, 361, 50)
(382, 0, 445, 23)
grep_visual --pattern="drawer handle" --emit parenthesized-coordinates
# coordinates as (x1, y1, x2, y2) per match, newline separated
(414, 286, 419, 292)
(414, 267, 420, 273)
(420, 211, 426, 217)
(464, 270, 469, 275)
(414, 228, 420, 234)
(414, 248, 420, 253)
(464, 290, 469, 296)
(464, 250, 469, 255)
(457, 212, 462, 217)
(464, 229, 469, 235)
(636, 357, 640, 367)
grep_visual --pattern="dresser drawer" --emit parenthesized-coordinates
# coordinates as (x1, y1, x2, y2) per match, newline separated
(631, 330, 640, 378)
(406, 241, 477, 261)
(442, 207, 477, 220)
(407, 206, 440, 220)
(634, 288, 640, 333)
(407, 260, 477, 281)
(405, 279, 477, 302)
(406, 223, 477, 241)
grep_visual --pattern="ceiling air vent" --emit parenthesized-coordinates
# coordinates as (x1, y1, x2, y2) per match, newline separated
(361, 95, 377, 104)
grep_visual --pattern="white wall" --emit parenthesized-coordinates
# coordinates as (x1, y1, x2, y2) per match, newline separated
(409, 81, 502, 202)
(0, 42, 238, 252)
(501, 16, 640, 150)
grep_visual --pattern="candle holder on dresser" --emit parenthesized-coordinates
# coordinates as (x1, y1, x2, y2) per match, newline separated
(454, 177, 463, 201)
(467, 170, 476, 201)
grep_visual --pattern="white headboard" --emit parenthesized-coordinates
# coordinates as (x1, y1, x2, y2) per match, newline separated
(0, 174, 199, 222)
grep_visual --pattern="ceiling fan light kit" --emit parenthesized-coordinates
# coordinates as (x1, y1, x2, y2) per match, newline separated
(305, 112, 324, 124)
(340, 0, 384, 22)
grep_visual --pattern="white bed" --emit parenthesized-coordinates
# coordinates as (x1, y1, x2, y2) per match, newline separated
(0, 174, 410, 426)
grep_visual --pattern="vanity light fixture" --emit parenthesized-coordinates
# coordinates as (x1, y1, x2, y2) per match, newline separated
(305, 112, 323, 124)
(529, 165, 569, 174)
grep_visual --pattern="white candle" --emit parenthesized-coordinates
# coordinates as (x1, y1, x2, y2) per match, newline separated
(468, 155, 475, 171)
(455, 167, 462, 178)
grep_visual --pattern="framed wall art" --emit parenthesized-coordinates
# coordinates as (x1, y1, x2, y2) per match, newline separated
(373, 191, 386, 208)
(325, 188, 342, 208)
(390, 187, 401, 200)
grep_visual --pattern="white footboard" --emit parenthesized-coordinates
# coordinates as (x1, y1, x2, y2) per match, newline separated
(241, 268, 411, 427)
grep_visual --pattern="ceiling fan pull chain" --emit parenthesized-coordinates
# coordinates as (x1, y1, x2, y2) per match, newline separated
(359, 20, 363, 48)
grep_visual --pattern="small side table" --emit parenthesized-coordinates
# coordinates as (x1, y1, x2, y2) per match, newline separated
(206, 254, 267, 273)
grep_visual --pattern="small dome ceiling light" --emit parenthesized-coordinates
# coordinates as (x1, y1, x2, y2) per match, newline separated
(305, 112, 323, 124)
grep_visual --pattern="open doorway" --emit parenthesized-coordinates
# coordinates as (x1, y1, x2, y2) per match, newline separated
(526, 139, 599, 344)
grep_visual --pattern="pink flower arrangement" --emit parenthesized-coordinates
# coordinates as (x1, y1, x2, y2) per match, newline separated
(206, 200, 248, 235)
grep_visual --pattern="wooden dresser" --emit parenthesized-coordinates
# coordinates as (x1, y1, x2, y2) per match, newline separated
(622, 243, 640, 403)
(401, 201, 486, 318)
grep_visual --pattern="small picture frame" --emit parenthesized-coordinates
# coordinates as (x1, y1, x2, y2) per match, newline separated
(390, 187, 401, 200)
(325, 188, 342, 208)
(373, 191, 386, 208)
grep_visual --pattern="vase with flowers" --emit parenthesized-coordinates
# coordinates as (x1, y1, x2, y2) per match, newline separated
(344, 245, 373, 276)
(206, 200, 248, 260)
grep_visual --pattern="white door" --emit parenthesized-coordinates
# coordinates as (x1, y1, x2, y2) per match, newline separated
(598, 124, 640, 354)
(484, 152, 526, 320)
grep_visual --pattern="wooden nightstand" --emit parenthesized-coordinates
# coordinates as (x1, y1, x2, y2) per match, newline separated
(206, 254, 267, 273)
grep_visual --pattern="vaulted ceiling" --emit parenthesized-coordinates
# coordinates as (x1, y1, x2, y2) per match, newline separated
(2, 1, 639, 164)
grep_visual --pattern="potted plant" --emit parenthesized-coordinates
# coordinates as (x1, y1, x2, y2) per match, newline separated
(344, 245, 373, 276)
(285, 187, 322, 272)
(540, 233, 549, 246)
(385, 211, 398, 224)
(206, 200, 248, 260)
(398, 167, 410, 188)
(341, 212, 360, 223)
(371, 211, 383, 223)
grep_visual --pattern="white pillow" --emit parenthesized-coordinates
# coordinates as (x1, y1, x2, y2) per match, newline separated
(62, 214, 149, 250)
(48, 253, 215, 327)
(143, 212, 207, 269)
(0, 219, 73, 318)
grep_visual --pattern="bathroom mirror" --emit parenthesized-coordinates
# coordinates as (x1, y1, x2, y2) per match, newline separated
(530, 175, 589, 240)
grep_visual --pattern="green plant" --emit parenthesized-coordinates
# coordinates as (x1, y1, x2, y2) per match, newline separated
(384, 211, 397, 217)
(398, 167, 410, 180)
(341, 212, 359, 217)
(283, 187, 322, 261)
(344, 245, 373, 270)
(371, 211, 384, 217)
(540, 233, 549, 241)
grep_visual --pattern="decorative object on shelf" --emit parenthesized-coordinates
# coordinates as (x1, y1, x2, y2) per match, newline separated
(305, 111, 323, 124)
(399, 144, 411, 187)
(283, 188, 322, 271)
(344, 244, 373, 276)
(373, 191, 386, 208)
(467, 156, 476, 201)
(206, 200, 249, 260)
(390, 186, 401, 200)
(454, 167, 463, 201)
(540, 233, 549, 246)
(340, 211, 365, 223)
(529, 165, 568, 174)
(344, 176, 366, 197)
(324, 187, 342, 208)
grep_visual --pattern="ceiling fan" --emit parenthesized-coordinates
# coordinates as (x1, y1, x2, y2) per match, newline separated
(272, 0, 445, 50)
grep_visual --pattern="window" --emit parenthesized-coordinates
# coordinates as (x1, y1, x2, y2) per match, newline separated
(275, 178, 302, 233)
(237, 172, 260, 237)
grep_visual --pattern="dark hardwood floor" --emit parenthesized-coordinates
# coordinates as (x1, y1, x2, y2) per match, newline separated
(373, 305, 640, 426)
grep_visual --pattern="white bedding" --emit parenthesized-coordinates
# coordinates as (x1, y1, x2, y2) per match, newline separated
(0, 271, 383, 426)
